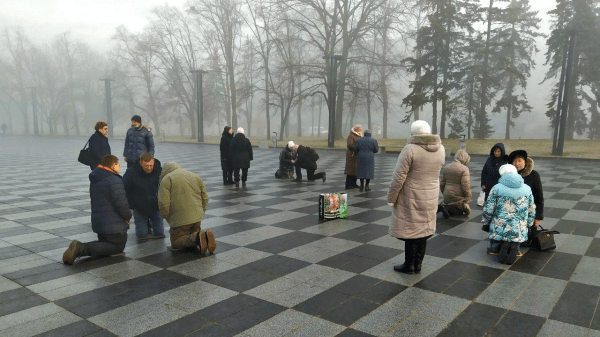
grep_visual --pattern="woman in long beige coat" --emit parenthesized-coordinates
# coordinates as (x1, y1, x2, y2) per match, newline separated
(387, 120, 445, 274)
(345, 125, 362, 189)
(438, 149, 472, 218)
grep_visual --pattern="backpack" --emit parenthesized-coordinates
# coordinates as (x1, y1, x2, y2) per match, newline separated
(306, 147, 319, 161)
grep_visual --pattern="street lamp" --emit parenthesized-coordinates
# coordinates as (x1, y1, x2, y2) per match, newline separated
(100, 79, 114, 138)
(191, 69, 209, 142)
(323, 54, 343, 148)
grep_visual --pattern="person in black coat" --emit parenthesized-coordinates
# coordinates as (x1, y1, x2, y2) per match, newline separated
(62, 155, 132, 265)
(290, 144, 326, 182)
(88, 121, 111, 170)
(123, 152, 164, 239)
(509, 150, 543, 244)
(277, 141, 297, 179)
(220, 126, 234, 185)
(229, 127, 253, 187)
(481, 143, 507, 201)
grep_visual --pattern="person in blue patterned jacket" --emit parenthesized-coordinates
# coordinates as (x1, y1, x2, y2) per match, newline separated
(482, 164, 536, 265)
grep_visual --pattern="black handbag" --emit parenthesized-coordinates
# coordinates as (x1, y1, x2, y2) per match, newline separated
(78, 140, 93, 166)
(530, 225, 559, 251)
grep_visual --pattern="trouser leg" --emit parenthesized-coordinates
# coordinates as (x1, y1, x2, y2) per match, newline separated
(170, 222, 201, 249)
(360, 179, 364, 187)
(222, 170, 228, 183)
(366, 179, 370, 187)
(84, 233, 127, 257)
(149, 211, 164, 236)
(227, 169, 234, 182)
(133, 210, 149, 238)
(295, 166, 303, 180)
(242, 168, 248, 182)
(234, 169, 241, 183)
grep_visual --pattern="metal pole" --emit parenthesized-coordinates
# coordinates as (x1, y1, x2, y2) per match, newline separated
(555, 33, 577, 156)
(31, 88, 39, 135)
(192, 70, 208, 142)
(327, 57, 335, 148)
(552, 41, 569, 154)
(100, 79, 114, 138)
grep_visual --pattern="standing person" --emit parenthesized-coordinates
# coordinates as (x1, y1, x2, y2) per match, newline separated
(158, 162, 215, 253)
(63, 155, 131, 265)
(290, 144, 326, 182)
(482, 164, 536, 265)
(481, 143, 507, 201)
(355, 129, 379, 192)
(229, 127, 253, 187)
(438, 149, 472, 218)
(123, 152, 164, 240)
(508, 150, 543, 244)
(220, 126, 234, 185)
(345, 124, 362, 189)
(123, 115, 154, 168)
(88, 121, 111, 170)
(276, 141, 297, 179)
(387, 120, 445, 274)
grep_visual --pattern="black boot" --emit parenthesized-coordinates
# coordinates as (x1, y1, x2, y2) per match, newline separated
(438, 205, 450, 219)
(359, 179, 364, 192)
(223, 171, 228, 185)
(414, 239, 427, 274)
(365, 180, 370, 191)
(394, 240, 415, 274)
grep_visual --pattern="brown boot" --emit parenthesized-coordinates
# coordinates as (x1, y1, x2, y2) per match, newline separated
(205, 230, 216, 254)
(464, 204, 471, 216)
(197, 231, 208, 254)
(63, 240, 83, 265)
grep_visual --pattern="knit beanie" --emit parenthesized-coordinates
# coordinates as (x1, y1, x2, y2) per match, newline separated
(237, 127, 244, 134)
(499, 164, 518, 176)
(288, 141, 295, 148)
(411, 120, 431, 135)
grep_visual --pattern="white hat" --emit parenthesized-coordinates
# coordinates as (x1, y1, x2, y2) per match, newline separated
(411, 120, 431, 135)
(499, 164, 518, 176)
(237, 127, 244, 134)
(288, 141, 295, 148)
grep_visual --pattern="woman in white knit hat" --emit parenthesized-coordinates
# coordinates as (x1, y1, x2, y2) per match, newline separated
(482, 164, 536, 265)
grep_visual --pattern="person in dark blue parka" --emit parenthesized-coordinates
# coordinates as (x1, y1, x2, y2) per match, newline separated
(88, 121, 111, 170)
(123, 115, 154, 168)
(62, 155, 132, 265)
(481, 143, 507, 201)
(355, 129, 379, 192)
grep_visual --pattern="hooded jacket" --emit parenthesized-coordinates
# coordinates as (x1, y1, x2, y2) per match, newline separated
(481, 143, 507, 192)
(296, 145, 318, 171)
(482, 173, 536, 242)
(519, 157, 544, 221)
(88, 131, 111, 169)
(123, 126, 154, 163)
(122, 158, 162, 217)
(220, 130, 233, 170)
(229, 133, 253, 169)
(344, 126, 362, 176)
(89, 166, 132, 234)
(440, 149, 472, 209)
(388, 134, 446, 239)
(158, 163, 208, 228)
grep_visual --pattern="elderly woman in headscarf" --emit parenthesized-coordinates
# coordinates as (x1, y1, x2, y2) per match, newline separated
(345, 124, 362, 189)
(355, 129, 379, 192)
(387, 120, 445, 274)
(438, 149, 472, 218)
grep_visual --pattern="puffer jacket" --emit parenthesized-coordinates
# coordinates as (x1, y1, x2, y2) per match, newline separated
(220, 131, 233, 170)
(519, 157, 544, 221)
(158, 163, 209, 228)
(440, 149, 471, 209)
(123, 126, 154, 163)
(481, 143, 507, 194)
(88, 131, 111, 169)
(388, 134, 446, 239)
(296, 145, 317, 171)
(122, 159, 162, 217)
(279, 146, 297, 172)
(344, 127, 361, 175)
(89, 166, 132, 234)
(483, 173, 536, 242)
(229, 133, 253, 169)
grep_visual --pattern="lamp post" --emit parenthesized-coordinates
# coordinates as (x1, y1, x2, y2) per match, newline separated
(191, 69, 209, 142)
(323, 54, 343, 148)
(100, 79, 114, 138)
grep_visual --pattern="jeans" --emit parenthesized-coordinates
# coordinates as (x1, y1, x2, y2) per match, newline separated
(134, 210, 164, 238)
(170, 222, 201, 249)
(490, 239, 520, 253)
(83, 233, 127, 257)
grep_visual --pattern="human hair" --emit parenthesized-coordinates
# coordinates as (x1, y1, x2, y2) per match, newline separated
(100, 154, 119, 168)
(223, 126, 232, 133)
(139, 152, 154, 163)
(95, 121, 107, 131)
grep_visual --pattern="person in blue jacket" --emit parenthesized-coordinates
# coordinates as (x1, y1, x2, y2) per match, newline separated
(481, 143, 507, 201)
(88, 121, 111, 170)
(63, 155, 132, 265)
(123, 115, 154, 168)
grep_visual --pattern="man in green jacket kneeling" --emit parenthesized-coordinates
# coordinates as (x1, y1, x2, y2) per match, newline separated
(158, 163, 215, 253)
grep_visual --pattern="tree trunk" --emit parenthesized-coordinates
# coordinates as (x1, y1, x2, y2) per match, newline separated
(566, 48, 580, 140)
(296, 75, 302, 137)
(478, 0, 493, 139)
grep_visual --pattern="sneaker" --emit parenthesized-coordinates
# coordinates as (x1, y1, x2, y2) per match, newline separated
(63, 240, 82, 265)
(197, 231, 208, 254)
(205, 230, 216, 254)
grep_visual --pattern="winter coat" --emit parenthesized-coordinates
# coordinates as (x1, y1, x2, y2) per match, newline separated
(344, 127, 361, 175)
(229, 133, 253, 169)
(279, 146, 297, 173)
(355, 134, 379, 179)
(122, 158, 162, 217)
(88, 131, 111, 169)
(89, 166, 132, 234)
(519, 157, 544, 221)
(482, 173, 536, 243)
(123, 126, 154, 164)
(296, 145, 317, 171)
(440, 150, 472, 209)
(220, 131, 233, 171)
(158, 163, 209, 228)
(481, 143, 507, 193)
(388, 134, 446, 239)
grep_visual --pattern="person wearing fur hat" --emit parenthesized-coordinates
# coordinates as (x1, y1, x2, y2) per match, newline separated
(220, 126, 234, 185)
(483, 164, 536, 265)
(387, 120, 445, 274)
(355, 129, 379, 192)
(481, 143, 507, 201)
(229, 127, 253, 187)
(509, 150, 544, 244)
(438, 149, 472, 218)
(276, 141, 297, 179)
(345, 125, 362, 189)
(123, 115, 154, 168)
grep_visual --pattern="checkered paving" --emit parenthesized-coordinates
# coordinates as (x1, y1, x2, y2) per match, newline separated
(1, 135, 600, 336)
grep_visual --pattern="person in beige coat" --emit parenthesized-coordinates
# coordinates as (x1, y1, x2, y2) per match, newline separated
(345, 125, 362, 189)
(158, 162, 215, 253)
(387, 120, 445, 274)
(438, 149, 472, 218)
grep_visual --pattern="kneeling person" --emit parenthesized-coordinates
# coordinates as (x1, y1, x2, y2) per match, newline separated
(158, 163, 216, 253)
(290, 144, 326, 182)
(63, 155, 132, 265)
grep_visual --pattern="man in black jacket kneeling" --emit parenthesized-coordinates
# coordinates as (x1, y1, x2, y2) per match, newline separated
(290, 144, 326, 183)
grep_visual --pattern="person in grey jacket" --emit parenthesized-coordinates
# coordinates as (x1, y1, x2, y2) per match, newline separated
(355, 129, 379, 192)
(123, 115, 154, 168)
(63, 155, 132, 265)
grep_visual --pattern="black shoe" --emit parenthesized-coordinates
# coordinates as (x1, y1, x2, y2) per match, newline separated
(235, 183, 239, 187)
(393, 263, 415, 274)
(498, 241, 510, 264)
(293, 178, 302, 182)
(365, 186, 371, 191)
(441, 205, 450, 219)
(322, 173, 326, 183)
(359, 186, 364, 192)
(242, 182, 246, 187)
(505, 242, 518, 265)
